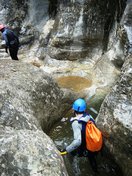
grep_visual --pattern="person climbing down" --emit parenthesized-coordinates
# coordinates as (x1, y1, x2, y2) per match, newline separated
(59, 98, 103, 173)
(0, 24, 20, 60)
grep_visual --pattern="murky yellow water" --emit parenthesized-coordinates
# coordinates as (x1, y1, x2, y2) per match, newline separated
(56, 76, 92, 92)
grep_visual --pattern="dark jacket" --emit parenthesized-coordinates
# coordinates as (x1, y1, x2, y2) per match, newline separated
(2, 28, 19, 48)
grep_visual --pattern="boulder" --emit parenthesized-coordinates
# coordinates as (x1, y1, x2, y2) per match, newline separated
(0, 126, 67, 176)
(0, 60, 68, 176)
(96, 55, 132, 176)
(0, 60, 69, 131)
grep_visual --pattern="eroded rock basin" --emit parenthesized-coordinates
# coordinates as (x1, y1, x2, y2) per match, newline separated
(56, 76, 92, 92)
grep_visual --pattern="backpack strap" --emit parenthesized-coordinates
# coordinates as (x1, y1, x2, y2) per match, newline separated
(76, 120, 87, 150)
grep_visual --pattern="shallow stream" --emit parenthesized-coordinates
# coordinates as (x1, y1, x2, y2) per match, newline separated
(49, 109, 123, 176)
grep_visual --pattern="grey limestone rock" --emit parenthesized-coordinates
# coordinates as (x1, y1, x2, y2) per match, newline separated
(0, 60, 68, 176)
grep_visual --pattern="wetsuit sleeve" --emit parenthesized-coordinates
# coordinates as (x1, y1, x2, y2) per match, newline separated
(66, 121, 82, 153)
(2, 33, 9, 47)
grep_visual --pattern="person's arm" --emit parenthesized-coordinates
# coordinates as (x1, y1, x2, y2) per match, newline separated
(2, 33, 9, 47)
(66, 121, 82, 153)
(2, 32, 9, 53)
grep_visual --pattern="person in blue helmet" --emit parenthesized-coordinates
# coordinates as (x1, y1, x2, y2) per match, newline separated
(60, 98, 98, 173)
(0, 24, 20, 60)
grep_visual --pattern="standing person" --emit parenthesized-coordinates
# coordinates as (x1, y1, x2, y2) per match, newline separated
(0, 24, 20, 60)
(59, 98, 102, 173)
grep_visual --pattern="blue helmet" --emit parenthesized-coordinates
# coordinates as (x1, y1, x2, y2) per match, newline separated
(72, 98, 87, 112)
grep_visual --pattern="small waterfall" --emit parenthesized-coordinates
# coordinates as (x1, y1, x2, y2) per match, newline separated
(28, 0, 49, 28)
(124, 25, 132, 45)
(73, 8, 83, 38)
(123, 1, 132, 46)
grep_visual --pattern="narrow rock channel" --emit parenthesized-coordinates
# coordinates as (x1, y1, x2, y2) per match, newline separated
(49, 108, 124, 176)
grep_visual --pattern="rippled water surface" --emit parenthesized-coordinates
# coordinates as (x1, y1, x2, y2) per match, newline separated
(49, 110, 123, 176)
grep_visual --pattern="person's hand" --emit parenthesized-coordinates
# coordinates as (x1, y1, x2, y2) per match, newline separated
(60, 149, 67, 155)
(58, 148, 68, 155)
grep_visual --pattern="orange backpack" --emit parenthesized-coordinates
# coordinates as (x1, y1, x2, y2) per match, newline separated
(85, 121, 103, 152)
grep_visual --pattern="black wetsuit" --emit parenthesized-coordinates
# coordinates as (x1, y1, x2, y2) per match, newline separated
(2, 28, 19, 60)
